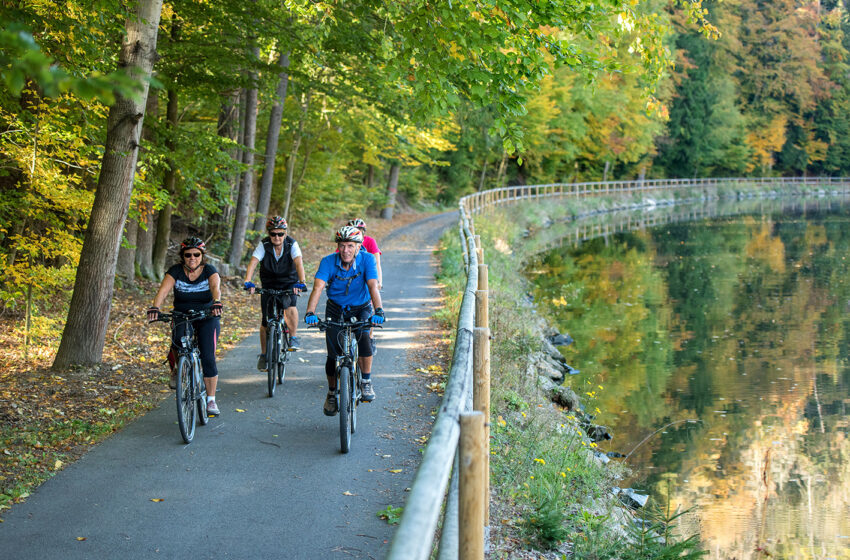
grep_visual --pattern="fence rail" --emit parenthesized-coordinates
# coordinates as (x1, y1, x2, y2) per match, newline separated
(387, 175, 850, 560)
(461, 176, 850, 215)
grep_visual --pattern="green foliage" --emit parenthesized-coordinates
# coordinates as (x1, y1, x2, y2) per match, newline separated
(376, 505, 403, 525)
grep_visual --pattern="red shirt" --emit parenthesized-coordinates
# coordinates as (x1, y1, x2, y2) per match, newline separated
(362, 235, 381, 255)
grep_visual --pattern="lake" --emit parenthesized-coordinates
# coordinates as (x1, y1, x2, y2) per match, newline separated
(526, 199, 850, 559)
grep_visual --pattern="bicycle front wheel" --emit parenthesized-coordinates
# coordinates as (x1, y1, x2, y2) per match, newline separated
(351, 365, 360, 435)
(338, 366, 352, 453)
(267, 324, 279, 398)
(175, 356, 196, 443)
(195, 355, 208, 426)
(278, 328, 288, 384)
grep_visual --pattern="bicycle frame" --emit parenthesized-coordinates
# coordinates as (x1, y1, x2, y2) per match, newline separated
(309, 316, 380, 453)
(254, 288, 297, 397)
(155, 309, 211, 443)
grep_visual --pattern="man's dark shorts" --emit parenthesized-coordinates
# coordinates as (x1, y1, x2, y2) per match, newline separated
(261, 290, 298, 327)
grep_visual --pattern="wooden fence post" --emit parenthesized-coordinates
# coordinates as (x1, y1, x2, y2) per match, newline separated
(473, 327, 491, 525)
(459, 411, 486, 560)
(477, 264, 488, 291)
(475, 290, 488, 331)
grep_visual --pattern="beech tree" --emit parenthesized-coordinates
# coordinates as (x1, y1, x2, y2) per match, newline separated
(53, 0, 164, 368)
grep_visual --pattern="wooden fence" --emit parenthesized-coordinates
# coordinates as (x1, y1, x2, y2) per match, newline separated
(386, 175, 850, 560)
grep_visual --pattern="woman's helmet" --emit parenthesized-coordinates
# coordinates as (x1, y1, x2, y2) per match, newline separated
(347, 218, 367, 230)
(266, 215, 288, 231)
(180, 237, 206, 254)
(335, 225, 364, 244)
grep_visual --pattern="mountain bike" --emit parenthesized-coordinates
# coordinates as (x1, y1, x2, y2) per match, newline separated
(254, 288, 297, 397)
(309, 317, 381, 453)
(153, 309, 211, 443)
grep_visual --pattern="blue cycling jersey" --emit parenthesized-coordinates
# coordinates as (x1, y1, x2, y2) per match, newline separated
(315, 250, 378, 307)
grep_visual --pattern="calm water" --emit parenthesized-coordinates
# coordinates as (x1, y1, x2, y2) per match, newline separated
(527, 202, 850, 559)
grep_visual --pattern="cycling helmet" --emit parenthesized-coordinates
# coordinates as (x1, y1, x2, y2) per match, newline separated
(179, 236, 206, 254)
(266, 215, 288, 231)
(335, 225, 364, 244)
(347, 218, 367, 230)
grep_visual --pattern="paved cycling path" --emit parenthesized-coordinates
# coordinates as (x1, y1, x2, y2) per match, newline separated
(0, 212, 458, 560)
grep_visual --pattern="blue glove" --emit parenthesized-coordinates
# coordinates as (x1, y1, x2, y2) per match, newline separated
(244, 281, 256, 291)
(305, 312, 319, 325)
(294, 282, 307, 291)
(371, 307, 385, 325)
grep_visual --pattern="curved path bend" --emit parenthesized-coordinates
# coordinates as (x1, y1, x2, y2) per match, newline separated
(0, 212, 457, 560)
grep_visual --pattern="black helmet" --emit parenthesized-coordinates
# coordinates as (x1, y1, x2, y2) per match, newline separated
(180, 237, 206, 254)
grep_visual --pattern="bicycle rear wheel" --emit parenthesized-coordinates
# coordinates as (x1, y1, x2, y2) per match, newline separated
(175, 356, 196, 443)
(338, 366, 352, 453)
(267, 324, 279, 398)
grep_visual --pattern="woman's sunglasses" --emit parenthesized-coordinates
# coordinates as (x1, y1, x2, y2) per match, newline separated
(184, 252, 202, 258)
(269, 232, 286, 237)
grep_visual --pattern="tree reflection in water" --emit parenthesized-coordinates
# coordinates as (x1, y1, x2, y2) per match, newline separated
(527, 199, 850, 559)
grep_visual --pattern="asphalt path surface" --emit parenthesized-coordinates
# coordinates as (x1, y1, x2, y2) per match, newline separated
(0, 211, 458, 559)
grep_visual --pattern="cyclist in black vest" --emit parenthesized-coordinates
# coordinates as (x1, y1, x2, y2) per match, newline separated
(243, 216, 307, 370)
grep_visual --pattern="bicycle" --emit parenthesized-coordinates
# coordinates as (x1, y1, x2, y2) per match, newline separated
(308, 316, 381, 453)
(253, 288, 297, 397)
(153, 309, 211, 443)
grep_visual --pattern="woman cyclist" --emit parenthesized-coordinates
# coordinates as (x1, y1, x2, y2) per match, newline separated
(147, 237, 223, 416)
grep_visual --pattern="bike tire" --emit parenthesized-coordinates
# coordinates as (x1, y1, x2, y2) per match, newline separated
(278, 328, 288, 384)
(350, 365, 359, 435)
(267, 324, 278, 398)
(195, 355, 208, 426)
(338, 366, 352, 453)
(175, 356, 196, 443)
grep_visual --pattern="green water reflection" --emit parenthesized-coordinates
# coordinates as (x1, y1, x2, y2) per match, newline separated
(527, 204, 850, 559)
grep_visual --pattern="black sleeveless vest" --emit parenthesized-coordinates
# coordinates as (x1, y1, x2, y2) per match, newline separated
(259, 236, 298, 289)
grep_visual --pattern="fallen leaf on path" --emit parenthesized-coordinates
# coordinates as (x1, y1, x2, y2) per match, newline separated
(76, 537, 86, 541)
(235, 409, 245, 413)
(388, 469, 403, 473)
(150, 498, 164, 502)
(342, 491, 355, 496)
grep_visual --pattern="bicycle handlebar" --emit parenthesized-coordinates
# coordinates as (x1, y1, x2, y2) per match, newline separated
(307, 317, 383, 332)
(154, 309, 213, 323)
(252, 288, 299, 296)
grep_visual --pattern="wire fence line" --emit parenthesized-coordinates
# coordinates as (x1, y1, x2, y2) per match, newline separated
(387, 175, 850, 560)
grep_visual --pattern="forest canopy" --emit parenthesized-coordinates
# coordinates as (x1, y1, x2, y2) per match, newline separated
(3, 0, 847, 365)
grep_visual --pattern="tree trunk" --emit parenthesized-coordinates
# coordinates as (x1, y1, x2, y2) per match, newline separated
(116, 217, 138, 286)
(152, 87, 178, 277)
(494, 150, 508, 189)
(53, 0, 164, 369)
(603, 160, 610, 182)
(228, 49, 260, 266)
(253, 51, 290, 230)
(136, 204, 156, 280)
(214, 90, 240, 235)
(283, 89, 309, 222)
(381, 162, 400, 220)
(365, 164, 374, 189)
(135, 85, 159, 280)
(477, 162, 488, 192)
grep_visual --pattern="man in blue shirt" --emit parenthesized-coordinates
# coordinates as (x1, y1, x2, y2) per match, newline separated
(305, 226, 385, 416)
